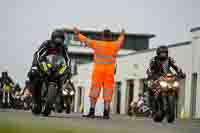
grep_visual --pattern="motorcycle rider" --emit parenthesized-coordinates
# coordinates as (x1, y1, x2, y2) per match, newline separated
(0, 71, 15, 87)
(0, 71, 15, 105)
(132, 93, 144, 112)
(14, 83, 21, 94)
(20, 80, 32, 95)
(28, 29, 72, 114)
(136, 93, 144, 106)
(13, 83, 22, 99)
(146, 45, 185, 114)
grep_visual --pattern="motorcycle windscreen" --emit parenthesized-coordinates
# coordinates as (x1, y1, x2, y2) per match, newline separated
(46, 55, 67, 75)
(46, 55, 66, 65)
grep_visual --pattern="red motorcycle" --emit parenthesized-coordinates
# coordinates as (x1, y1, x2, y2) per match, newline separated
(152, 73, 181, 123)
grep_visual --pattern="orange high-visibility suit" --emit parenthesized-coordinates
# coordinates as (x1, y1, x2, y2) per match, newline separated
(78, 33, 124, 103)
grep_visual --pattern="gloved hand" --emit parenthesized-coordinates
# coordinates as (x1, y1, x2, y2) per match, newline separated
(63, 66, 72, 79)
(179, 72, 186, 79)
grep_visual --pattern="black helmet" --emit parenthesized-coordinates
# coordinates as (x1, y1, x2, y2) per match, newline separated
(15, 83, 21, 91)
(156, 45, 168, 60)
(2, 71, 8, 77)
(51, 29, 65, 44)
(103, 29, 112, 41)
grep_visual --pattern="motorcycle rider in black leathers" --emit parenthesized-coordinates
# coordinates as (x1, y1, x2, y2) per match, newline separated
(0, 71, 15, 104)
(146, 45, 185, 115)
(28, 29, 71, 114)
(13, 83, 21, 95)
(0, 71, 15, 88)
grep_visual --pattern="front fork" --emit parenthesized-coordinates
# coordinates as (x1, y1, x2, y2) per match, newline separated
(2, 91, 5, 103)
(7, 92, 10, 104)
(2, 91, 10, 105)
(153, 95, 167, 113)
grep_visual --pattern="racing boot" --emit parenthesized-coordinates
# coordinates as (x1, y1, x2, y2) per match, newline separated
(103, 102, 110, 119)
(103, 109, 110, 119)
(32, 91, 42, 115)
(31, 78, 42, 115)
(32, 103, 42, 115)
(83, 107, 95, 118)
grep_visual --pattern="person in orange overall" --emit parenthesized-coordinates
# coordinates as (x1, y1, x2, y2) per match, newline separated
(74, 27, 125, 119)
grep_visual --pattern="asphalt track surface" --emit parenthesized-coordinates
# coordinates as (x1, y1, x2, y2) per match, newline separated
(0, 109, 199, 133)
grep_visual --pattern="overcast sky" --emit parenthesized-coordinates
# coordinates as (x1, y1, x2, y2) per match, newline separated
(0, 0, 199, 85)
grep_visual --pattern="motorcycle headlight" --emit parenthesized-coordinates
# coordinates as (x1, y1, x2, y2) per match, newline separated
(62, 89, 68, 95)
(70, 91, 74, 95)
(173, 81, 179, 87)
(160, 81, 168, 88)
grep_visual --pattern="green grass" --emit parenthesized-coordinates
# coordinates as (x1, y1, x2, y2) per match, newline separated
(0, 120, 99, 133)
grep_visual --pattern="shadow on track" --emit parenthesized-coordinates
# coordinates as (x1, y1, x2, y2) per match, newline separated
(48, 113, 105, 120)
(47, 113, 84, 119)
(0, 109, 9, 112)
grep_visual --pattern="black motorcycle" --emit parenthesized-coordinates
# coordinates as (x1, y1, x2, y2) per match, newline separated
(33, 55, 69, 116)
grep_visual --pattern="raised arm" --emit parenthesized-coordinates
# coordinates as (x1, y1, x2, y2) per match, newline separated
(73, 27, 96, 49)
(115, 29, 125, 50)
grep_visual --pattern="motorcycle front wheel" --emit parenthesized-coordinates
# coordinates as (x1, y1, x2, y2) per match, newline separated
(42, 83, 57, 116)
(65, 96, 72, 114)
(167, 96, 176, 123)
(153, 96, 165, 122)
(55, 96, 64, 113)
